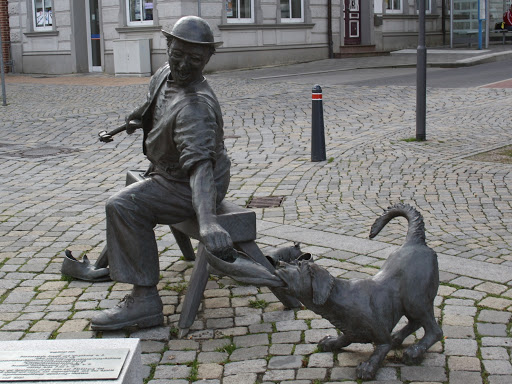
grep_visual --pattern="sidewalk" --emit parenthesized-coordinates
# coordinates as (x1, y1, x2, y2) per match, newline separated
(0, 46, 511, 384)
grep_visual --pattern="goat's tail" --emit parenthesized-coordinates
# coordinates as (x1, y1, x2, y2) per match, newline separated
(369, 203, 426, 245)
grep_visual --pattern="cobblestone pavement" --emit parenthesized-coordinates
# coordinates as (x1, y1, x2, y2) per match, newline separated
(0, 59, 511, 384)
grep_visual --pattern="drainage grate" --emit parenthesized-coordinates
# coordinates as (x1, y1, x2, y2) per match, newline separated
(246, 196, 284, 208)
(9, 146, 80, 159)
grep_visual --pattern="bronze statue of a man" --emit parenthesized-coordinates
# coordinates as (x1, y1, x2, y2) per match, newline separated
(91, 16, 232, 331)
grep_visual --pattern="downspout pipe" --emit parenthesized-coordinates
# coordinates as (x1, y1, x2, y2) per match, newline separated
(328, 0, 334, 58)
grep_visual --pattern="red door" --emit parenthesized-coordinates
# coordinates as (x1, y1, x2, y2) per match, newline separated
(344, 0, 361, 45)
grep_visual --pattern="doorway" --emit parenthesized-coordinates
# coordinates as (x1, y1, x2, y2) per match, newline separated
(344, 0, 362, 45)
(85, 0, 102, 71)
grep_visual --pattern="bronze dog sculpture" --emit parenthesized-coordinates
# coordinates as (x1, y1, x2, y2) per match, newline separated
(275, 203, 443, 380)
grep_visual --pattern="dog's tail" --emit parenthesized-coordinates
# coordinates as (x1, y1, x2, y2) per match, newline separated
(369, 203, 426, 245)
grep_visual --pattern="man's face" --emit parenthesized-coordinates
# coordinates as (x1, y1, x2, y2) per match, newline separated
(168, 39, 210, 86)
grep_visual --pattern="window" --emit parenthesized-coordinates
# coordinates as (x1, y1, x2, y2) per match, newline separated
(385, 0, 402, 13)
(226, 0, 254, 23)
(33, 0, 52, 30)
(127, 0, 154, 26)
(281, 0, 304, 22)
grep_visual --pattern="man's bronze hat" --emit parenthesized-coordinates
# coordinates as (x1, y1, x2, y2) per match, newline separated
(162, 16, 223, 48)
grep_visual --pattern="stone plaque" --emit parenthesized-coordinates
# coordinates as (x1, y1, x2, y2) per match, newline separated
(0, 349, 130, 381)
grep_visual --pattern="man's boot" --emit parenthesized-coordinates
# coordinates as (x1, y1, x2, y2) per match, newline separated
(91, 286, 163, 331)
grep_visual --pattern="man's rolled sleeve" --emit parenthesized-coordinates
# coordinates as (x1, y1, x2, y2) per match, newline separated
(175, 102, 218, 174)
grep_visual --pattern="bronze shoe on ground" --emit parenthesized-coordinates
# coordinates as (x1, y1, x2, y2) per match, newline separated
(61, 250, 111, 282)
(91, 293, 163, 331)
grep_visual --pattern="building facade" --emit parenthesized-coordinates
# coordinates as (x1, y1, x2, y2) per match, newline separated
(8, 0, 446, 75)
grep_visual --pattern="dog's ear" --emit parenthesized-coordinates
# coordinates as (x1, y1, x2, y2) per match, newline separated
(309, 263, 334, 305)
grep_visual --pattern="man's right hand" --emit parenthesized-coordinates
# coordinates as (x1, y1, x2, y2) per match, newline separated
(200, 221, 237, 262)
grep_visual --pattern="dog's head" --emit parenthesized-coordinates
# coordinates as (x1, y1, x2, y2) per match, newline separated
(275, 260, 334, 306)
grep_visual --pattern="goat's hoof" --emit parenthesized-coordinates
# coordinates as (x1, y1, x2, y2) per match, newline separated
(403, 345, 425, 365)
(356, 361, 378, 380)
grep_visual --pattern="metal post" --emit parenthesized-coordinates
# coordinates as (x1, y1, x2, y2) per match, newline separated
(478, 0, 483, 49)
(198, 0, 201, 16)
(450, 0, 454, 48)
(311, 85, 326, 162)
(0, 22, 6, 107)
(416, 0, 427, 141)
(485, 0, 490, 48)
(327, 0, 334, 59)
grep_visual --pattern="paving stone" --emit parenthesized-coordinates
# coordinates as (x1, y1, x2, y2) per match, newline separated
(478, 297, 512, 310)
(482, 360, 512, 375)
(200, 339, 229, 352)
(308, 352, 334, 368)
(231, 286, 258, 296)
(22, 332, 52, 340)
(304, 328, 338, 343)
(448, 356, 481, 371)
(223, 359, 267, 375)
(268, 355, 304, 369)
(262, 310, 295, 323)
(452, 289, 486, 300)
(481, 337, 512, 347)
(0, 332, 24, 341)
(222, 373, 258, 384)
(275, 320, 308, 331)
(161, 350, 196, 364)
(154, 365, 191, 380)
(443, 314, 475, 327)
(450, 277, 483, 288)
(271, 330, 302, 344)
(449, 371, 483, 384)
(442, 325, 475, 339)
(234, 314, 260, 326)
(475, 282, 508, 295)
(57, 319, 89, 333)
(188, 329, 214, 340)
(400, 366, 447, 382)
(296, 367, 327, 380)
(262, 369, 296, 381)
(230, 345, 268, 361)
(204, 297, 230, 309)
(197, 363, 223, 380)
(129, 326, 171, 341)
(197, 351, 228, 364)
(444, 305, 477, 316)
(480, 347, 510, 360)
(294, 344, 318, 355)
(488, 375, 512, 384)
(206, 317, 234, 329)
(444, 339, 478, 356)
(269, 343, 294, 355)
(310, 318, 335, 328)
(246, 323, 273, 336)
(233, 333, 269, 347)
(421, 352, 446, 367)
(330, 367, 357, 380)
(168, 339, 199, 351)
(477, 322, 508, 336)
(142, 353, 162, 365)
(478, 310, 511, 323)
